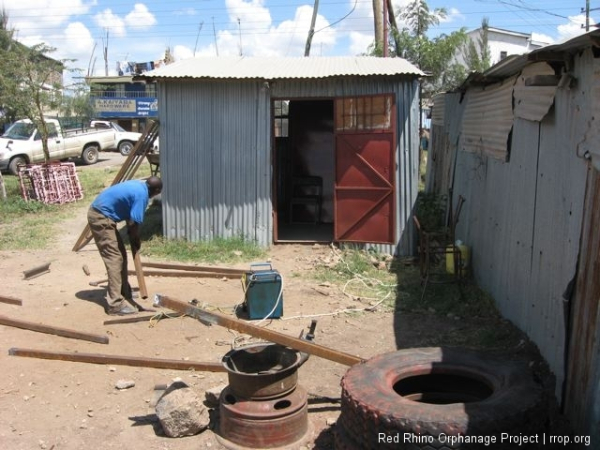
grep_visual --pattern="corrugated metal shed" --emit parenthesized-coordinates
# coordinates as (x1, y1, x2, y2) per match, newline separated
(139, 56, 424, 80)
(140, 57, 422, 256)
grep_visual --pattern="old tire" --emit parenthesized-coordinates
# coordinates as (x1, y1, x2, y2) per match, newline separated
(335, 347, 547, 449)
(118, 140, 134, 156)
(8, 156, 27, 175)
(81, 144, 99, 165)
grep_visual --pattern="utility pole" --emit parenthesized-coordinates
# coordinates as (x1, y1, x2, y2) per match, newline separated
(212, 17, 219, 56)
(383, 0, 388, 56)
(586, 0, 590, 31)
(373, 0, 383, 55)
(102, 30, 109, 76)
(304, 0, 319, 56)
(194, 22, 204, 57)
(237, 18, 243, 56)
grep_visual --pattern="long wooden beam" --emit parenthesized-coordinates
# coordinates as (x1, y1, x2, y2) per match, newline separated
(0, 295, 23, 306)
(157, 295, 365, 367)
(0, 314, 108, 344)
(142, 261, 246, 276)
(9, 347, 227, 372)
(132, 270, 240, 279)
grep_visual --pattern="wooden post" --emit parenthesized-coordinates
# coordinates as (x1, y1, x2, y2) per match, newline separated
(133, 252, 148, 299)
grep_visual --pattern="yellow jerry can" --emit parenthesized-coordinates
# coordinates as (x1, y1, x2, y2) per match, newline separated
(446, 241, 470, 276)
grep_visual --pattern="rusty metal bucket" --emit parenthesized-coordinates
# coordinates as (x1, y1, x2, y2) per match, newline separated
(222, 343, 309, 400)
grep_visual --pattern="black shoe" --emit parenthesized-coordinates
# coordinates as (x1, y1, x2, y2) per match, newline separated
(107, 304, 138, 316)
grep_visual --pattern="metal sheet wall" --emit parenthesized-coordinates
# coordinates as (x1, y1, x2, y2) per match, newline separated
(158, 80, 272, 247)
(460, 78, 515, 160)
(158, 76, 419, 255)
(430, 41, 600, 439)
(447, 62, 589, 402)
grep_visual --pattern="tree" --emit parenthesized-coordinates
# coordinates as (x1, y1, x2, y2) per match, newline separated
(464, 18, 491, 73)
(0, 10, 66, 162)
(379, 0, 469, 96)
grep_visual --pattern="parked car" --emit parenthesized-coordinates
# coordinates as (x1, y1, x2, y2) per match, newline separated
(0, 118, 114, 175)
(89, 120, 143, 156)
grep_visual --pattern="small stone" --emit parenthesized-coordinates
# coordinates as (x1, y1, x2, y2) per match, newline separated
(204, 384, 228, 408)
(115, 379, 135, 390)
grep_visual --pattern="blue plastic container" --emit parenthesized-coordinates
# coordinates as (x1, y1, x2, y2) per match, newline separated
(244, 263, 283, 320)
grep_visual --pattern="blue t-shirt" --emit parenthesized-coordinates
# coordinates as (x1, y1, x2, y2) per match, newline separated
(91, 180, 149, 224)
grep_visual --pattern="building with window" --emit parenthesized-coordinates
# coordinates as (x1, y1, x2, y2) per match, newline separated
(461, 26, 550, 66)
(86, 75, 158, 133)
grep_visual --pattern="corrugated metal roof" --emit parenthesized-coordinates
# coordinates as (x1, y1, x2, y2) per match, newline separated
(136, 56, 424, 81)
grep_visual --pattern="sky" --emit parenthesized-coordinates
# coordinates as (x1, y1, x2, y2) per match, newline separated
(0, 0, 597, 86)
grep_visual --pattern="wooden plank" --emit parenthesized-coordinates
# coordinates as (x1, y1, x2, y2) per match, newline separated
(0, 314, 108, 344)
(9, 347, 227, 372)
(133, 252, 148, 299)
(157, 295, 365, 367)
(0, 295, 23, 306)
(142, 261, 246, 276)
(23, 262, 51, 280)
(131, 270, 240, 279)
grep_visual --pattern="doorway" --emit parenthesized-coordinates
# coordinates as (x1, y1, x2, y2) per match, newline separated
(273, 94, 397, 244)
(274, 99, 335, 242)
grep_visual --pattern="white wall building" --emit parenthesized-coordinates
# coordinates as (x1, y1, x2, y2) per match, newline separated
(458, 27, 551, 66)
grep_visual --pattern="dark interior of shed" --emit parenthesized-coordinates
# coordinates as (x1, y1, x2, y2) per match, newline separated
(274, 99, 335, 243)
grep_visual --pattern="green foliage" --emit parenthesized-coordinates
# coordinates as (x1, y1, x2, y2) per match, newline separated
(463, 18, 492, 73)
(381, 0, 469, 96)
(415, 192, 447, 231)
(142, 234, 265, 265)
(0, 10, 77, 160)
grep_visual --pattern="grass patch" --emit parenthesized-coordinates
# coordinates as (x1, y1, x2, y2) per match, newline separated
(142, 234, 265, 265)
(0, 162, 150, 250)
(313, 248, 500, 319)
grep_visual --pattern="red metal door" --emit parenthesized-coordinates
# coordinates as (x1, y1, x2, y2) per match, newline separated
(334, 132, 395, 243)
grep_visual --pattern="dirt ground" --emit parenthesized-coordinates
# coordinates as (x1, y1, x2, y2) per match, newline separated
(0, 156, 570, 450)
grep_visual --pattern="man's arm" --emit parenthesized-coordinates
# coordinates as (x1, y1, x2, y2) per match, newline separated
(127, 221, 141, 254)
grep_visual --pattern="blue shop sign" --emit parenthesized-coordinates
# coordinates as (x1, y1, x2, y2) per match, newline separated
(93, 97, 158, 118)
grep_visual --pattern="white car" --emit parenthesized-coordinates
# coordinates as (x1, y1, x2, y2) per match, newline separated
(90, 120, 144, 156)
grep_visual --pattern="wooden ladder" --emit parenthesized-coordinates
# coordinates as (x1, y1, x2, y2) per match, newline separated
(71, 120, 160, 252)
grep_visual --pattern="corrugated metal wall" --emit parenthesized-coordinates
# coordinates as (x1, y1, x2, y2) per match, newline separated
(433, 51, 591, 405)
(158, 76, 420, 255)
(158, 80, 272, 246)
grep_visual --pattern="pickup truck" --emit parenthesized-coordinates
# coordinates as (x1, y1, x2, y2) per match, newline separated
(89, 120, 145, 156)
(0, 118, 116, 175)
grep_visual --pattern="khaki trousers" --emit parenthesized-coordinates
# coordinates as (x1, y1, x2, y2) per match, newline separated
(87, 207, 132, 309)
